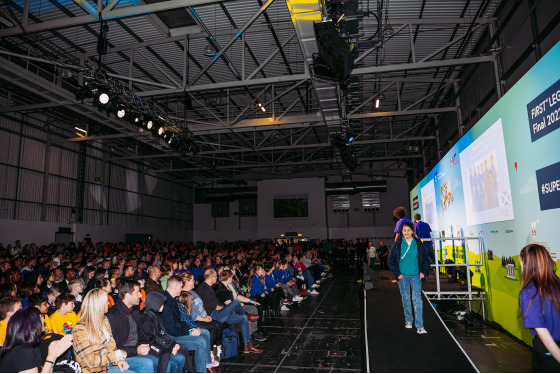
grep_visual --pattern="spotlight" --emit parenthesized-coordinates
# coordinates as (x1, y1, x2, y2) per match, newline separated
(158, 127, 165, 136)
(98, 92, 110, 105)
(204, 43, 216, 57)
(146, 119, 154, 130)
(383, 23, 394, 37)
(133, 113, 143, 125)
(115, 103, 127, 119)
(257, 103, 266, 112)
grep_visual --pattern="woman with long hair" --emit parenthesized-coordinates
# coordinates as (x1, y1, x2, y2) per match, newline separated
(519, 244, 560, 371)
(180, 272, 224, 354)
(72, 288, 131, 373)
(0, 307, 73, 373)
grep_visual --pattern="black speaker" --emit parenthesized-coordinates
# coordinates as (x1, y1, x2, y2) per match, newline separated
(313, 21, 357, 81)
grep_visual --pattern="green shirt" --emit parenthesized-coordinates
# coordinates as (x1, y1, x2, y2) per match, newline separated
(399, 239, 419, 276)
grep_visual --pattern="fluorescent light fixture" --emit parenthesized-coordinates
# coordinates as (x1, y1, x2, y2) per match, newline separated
(375, 98, 380, 109)
(75, 127, 87, 134)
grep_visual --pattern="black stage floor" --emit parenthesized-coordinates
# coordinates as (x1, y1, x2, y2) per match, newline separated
(219, 269, 365, 373)
(365, 269, 478, 373)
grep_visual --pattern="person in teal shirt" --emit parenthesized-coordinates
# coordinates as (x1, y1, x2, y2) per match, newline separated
(388, 221, 431, 334)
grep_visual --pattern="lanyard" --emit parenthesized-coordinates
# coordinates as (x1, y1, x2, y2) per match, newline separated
(401, 240, 413, 260)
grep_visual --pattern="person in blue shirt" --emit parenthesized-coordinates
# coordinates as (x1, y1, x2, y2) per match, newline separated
(413, 213, 434, 265)
(264, 264, 286, 311)
(249, 266, 281, 315)
(519, 244, 560, 372)
(190, 258, 205, 285)
(388, 221, 430, 334)
(393, 206, 414, 241)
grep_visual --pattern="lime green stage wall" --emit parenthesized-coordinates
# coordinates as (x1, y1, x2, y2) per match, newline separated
(410, 40, 560, 346)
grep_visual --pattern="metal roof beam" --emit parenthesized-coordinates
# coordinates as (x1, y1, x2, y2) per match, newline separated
(0, 0, 227, 37)
(362, 17, 496, 26)
(352, 56, 493, 76)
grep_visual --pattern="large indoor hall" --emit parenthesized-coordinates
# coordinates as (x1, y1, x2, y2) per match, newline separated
(1, 0, 560, 372)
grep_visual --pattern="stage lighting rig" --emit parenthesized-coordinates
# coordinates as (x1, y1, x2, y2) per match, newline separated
(75, 65, 198, 154)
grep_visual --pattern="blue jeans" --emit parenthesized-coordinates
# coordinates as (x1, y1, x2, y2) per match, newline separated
(108, 364, 135, 373)
(302, 269, 314, 289)
(124, 355, 157, 373)
(171, 334, 207, 373)
(397, 274, 424, 329)
(211, 300, 250, 343)
(141, 352, 186, 373)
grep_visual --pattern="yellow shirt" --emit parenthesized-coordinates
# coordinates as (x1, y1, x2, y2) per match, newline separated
(46, 310, 80, 336)
(0, 320, 7, 345)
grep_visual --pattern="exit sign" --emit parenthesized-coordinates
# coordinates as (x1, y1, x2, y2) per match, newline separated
(407, 146, 419, 153)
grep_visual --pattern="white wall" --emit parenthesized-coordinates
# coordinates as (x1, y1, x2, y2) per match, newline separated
(192, 176, 409, 243)
(0, 219, 192, 246)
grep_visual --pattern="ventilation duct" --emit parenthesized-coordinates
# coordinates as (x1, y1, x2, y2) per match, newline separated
(325, 181, 387, 195)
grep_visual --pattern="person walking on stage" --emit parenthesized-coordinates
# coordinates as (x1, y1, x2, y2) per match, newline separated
(377, 241, 389, 270)
(413, 213, 434, 266)
(393, 207, 413, 241)
(519, 244, 560, 372)
(388, 221, 430, 334)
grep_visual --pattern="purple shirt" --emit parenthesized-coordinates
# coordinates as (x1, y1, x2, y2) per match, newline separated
(519, 281, 560, 340)
(414, 221, 433, 247)
(394, 218, 413, 234)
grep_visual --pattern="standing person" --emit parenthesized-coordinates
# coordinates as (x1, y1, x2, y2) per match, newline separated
(414, 213, 434, 266)
(367, 241, 377, 271)
(73, 289, 132, 373)
(388, 221, 430, 334)
(377, 241, 389, 270)
(393, 206, 414, 241)
(519, 244, 560, 372)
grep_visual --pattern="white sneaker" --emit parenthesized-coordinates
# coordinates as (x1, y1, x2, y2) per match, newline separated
(321, 272, 327, 276)
(417, 328, 427, 334)
(293, 296, 303, 301)
(311, 284, 320, 288)
(405, 322, 413, 329)
(308, 289, 320, 295)
(280, 305, 290, 311)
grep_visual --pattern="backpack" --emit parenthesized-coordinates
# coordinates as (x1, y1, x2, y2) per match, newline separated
(220, 328, 238, 359)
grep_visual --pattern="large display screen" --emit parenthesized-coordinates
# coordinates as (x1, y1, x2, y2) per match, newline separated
(273, 195, 309, 218)
(409, 40, 560, 346)
(459, 119, 514, 225)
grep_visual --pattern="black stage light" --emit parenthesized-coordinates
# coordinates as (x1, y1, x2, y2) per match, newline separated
(75, 83, 95, 102)
(115, 103, 127, 119)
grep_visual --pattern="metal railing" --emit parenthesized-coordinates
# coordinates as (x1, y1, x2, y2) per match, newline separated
(421, 236, 486, 319)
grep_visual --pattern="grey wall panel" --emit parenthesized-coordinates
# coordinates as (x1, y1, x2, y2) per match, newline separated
(0, 130, 21, 166)
(0, 200, 15, 219)
(84, 183, 107, 210)
(0, 116, 21, 133)
(47, 176, 76, 206)
(45, 205, 72, 223)
(19, 138, 45, 172)
(15, 202, 41, 221)
(85, 158, 104, 183)
(49, 147, 78, 179)
(0, 165, 17, 199)
(110, 165, 127, 190)
(83, 209, 103, 226)
(17, 169, 43, 202)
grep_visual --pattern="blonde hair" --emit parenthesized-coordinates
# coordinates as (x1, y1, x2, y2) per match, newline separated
(76, 288, 108, 345)
(178, 291, 193, 316)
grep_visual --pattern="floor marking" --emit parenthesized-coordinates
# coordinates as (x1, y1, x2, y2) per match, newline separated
(364, 287, 371, 373)
(273, 278, 337, 372)
(424, 290, 480, 373)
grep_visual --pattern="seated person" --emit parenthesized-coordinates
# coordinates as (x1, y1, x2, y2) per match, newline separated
(46, 293, 79, 336)
(0, 296, 23, 345)
(196, 269, 263, 354)
(0, 307, 73, 373)
(160, 276, 216, 373)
